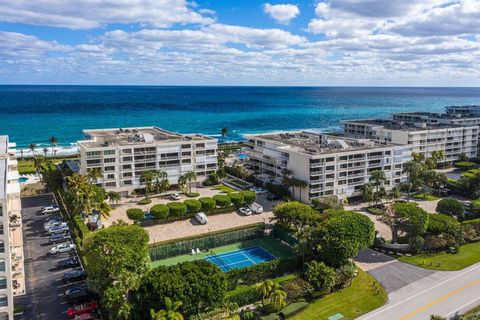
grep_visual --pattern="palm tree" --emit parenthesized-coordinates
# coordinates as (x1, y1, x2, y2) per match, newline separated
(150, 298, 183, 320)
(387, 186, 400, 202)
(403, 160, 423, 202)
(140, 170, 154, 199)
(42, 147, 48, 158)
(49, 136, 58, 158)
(221, 127, 229, 140)
(153, 170, 169, 194)
(362, 182, 374, 205)
(178, 174, 188, 193)
(270, 288, 287, 307)
(256, 279, 274, 307)
(87, 168, 102, 184)
(28, 143, 37, 158)
(184, 171, 197, 194)
(33, 156, 44, 178)
(281, 169, 293, 198)
(295, 179, 308, 203)
(20, 149, 24, 161)
(106, 191, 121, 206)
(369, 170, 387, 205)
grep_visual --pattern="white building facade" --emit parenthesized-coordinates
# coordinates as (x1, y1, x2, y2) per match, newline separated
(78, 127, 218, 196)
(244, 131, 411, 203)
(343, 120, 478, 162)
(0, 136, 25, 320)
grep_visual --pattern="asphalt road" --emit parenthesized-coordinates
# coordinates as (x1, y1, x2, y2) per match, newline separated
(359, 262, 480, 320)
(15, 194, 85, 320)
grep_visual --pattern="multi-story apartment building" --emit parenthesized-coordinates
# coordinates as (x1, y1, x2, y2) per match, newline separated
(0, 136, 25, 320)
(78, 127, 218, 196)
(244, 131, 411, 202)
(343, 119, 478, 161)
(392, 112, 480, 127)
(445, 105, 480, 116)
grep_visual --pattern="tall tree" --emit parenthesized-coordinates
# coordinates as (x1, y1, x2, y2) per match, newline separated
(140, 170, 154, 199)
(220, 128, 229, 140)
(28, 143, 37, 158)
(106, 191, 121, 206)
(87, 167, 102, 184)
(403, 160, 424, 201)
(42, 147, 48, 158)
(256, 280, 274, 307)
(184, 171, 197, 194)
(49, 136, 58, 158)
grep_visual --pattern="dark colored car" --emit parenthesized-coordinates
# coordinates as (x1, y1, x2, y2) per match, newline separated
(44, 215, 63, 224)
(267, 194, 282, 201)
(49, 233, 71, 244)
(57, 257, 80, 270)
(62, 269, 87, 284)
(66, 286, 94, 305)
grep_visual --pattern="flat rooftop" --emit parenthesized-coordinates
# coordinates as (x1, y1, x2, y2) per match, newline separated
(0, 136, 7, 155)
(343, 119, 475, 131)
(247, 131, 400, 155)
(79, 127, 215, 148)
(393, 112, 480, 120)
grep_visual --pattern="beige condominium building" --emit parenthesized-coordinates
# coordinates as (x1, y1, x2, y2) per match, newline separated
(0, 136, 25, 320)
(78, 127, 218, 196)
(343, 119, 478, 162)
(244, 131, 411, 203)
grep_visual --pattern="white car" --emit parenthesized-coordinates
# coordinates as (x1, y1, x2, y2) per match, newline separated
(46, 225, 69, 235)
(44, 221, 67, 231)
(49, 243, 76, 255)
(239, 207, 252, 216)
(40, 206, 60, 215)
(170, 193, 181, 200)
(248, 202, 264, 214)
(195, 212, 208, 225)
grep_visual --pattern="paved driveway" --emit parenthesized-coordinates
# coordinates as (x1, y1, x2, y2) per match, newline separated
(15, 194, 85, 320)
(355, 248, 435, 293)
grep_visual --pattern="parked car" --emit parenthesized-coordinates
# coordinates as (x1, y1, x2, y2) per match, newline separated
(66, 301, 99, 318)
(44, 215, 63, 224)
(57, 257, 80, 270)
(44, 221, 67, 231)
(66, 286, 93, 305)
(249, 187, 267, 194)
(195, 212, 208, 225)
(267, 194, 282, 201)
(239, 207, 252, 216)
(248, 202, 264, 214)
(49, 243, 76, 255)
(62, 269, 87, 283)
(46, 225, 69, 235)
(39, 205, 60, 215)
(170, 193, 181, 200)
(49, 233, 71, 244)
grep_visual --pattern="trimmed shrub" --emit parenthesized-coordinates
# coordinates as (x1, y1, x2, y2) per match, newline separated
(282, 278, 314, 301)
(305, 260, 336, 294)
(463, 218, 480, 234)
(167, 202, 187, 218)
(333, 262, 357, 289)
(213, 194, 231, 208)
(199, 197, 216, 212)
(150, 204, 169, 220)
(186, 192, 200, 198)
(229, 192, 245, 207)
(126, 208, 144, 222)
(424, 234, 448, 251)
(436, 198, 465, 219)
(240, 190, 256, 205)
(461, 224, 478, 242)
(138, 198, 152, 205)
(184, 199, 202, 213)
(225, 285, 260, 307)
(427, 213, 462, 237)
(454, 161, 477, 170)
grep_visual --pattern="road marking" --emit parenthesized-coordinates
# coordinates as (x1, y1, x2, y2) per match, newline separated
(361, 263, 480, 320)
(444, 295, 480, 317)
(399, 278, 480, 320)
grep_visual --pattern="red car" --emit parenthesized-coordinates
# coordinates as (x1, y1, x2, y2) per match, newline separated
(74, 313, 98, 320)
(66, 301, 98, 318)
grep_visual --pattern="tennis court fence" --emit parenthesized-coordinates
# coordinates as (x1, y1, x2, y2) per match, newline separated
(150, 222, 266, 262)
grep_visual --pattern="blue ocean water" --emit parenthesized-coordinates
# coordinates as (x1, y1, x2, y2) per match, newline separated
(1, 86, 480, 149)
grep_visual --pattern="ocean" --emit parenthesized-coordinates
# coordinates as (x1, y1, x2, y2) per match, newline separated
(1, 86, 480, 154)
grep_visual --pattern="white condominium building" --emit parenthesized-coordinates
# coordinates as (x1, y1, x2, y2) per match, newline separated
(445, 105, 480, 116)
(343, 119, 478, 161)
(244, 131, 411, 202)
(78, 127, 218, 196)
(0, 136, 25, 320)
(392, 112, 480, 127)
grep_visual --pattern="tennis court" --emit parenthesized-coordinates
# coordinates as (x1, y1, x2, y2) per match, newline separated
(206, 246, 276, 271)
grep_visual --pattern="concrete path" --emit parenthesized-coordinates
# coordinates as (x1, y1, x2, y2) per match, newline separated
(358, 259, 480, 320)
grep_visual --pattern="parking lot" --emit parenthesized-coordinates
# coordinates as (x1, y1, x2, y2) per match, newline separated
(15, 194, 86, 320)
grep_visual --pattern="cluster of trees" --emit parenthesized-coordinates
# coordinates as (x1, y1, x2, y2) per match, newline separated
(455, 169, 480, 199)
(281, 169, 308, 202)
(63, 172, 116, 219)
(362, 170, 401, 206)
(127, 191, 257, 224)
(274, 201, 375, 269)
(402, 151, 448, 199)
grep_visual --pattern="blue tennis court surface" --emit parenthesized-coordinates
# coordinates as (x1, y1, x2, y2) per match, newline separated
(205, 246, 276, 271)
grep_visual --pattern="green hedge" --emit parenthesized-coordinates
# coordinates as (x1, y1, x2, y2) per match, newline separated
(213, 194, 231, 208)
(241, 190, 257, 204)
(126, 208, 144, 221)
(229, 192, 245, 207)
(141, 205, 237, 227)
(150, 204, 169, 219)
(455, 161, 477, 170)
(199, 197, 216, 211)
(278, 302, 309, 318)
(184, 199, 202, 213)
(167, 202, 187, 218)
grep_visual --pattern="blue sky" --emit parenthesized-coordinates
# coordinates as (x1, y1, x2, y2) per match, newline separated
(0, 0, 479, 86)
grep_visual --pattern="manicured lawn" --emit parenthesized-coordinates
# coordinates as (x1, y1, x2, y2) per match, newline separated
(463, 168, 480, 178)
(151, 237, 295, 268)
(214, 185, 237, 193)
(291, 269, 387, 320)
(366, 206, 385, 215)
(18, 157, 78, 174)
(413, 193, 441, 201)
(398, 241, 480, 271)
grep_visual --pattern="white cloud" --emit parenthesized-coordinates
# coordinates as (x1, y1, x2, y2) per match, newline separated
(0, 0, 213, 29)
(263, 3, 300, 24)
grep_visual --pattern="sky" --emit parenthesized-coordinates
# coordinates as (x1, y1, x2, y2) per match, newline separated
(0, 0, 479, 86)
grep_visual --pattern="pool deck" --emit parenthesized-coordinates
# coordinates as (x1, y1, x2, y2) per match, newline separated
(151, 237, 295, 268)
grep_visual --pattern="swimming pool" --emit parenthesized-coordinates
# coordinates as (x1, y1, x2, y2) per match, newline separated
(205, 246, 276, 272)
(18, 177, 28, 184)
(235, 152, 248, 160)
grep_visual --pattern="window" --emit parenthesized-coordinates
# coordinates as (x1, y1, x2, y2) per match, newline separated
(0, 205, 2, 217)
(123, 180, 132, 186)
(0, 261, 5, 272)
(122, 156, 133, 162)
(86, 151, 101, 158)
(196, 150, 205, 155)
(104, 158, 116, 163)
(0, 278, 6, 289)
(0, 295, 7, 307)
(122, 164, 131, 170)
(122, 148, 132, 154)
(195, 143, 205, 148)
(181, 144, 191, 149)
(104, 166, 115, 171)
(105, 182, 116, 187)
(104, 150, 115, 155)
(0, 224, 3, 236)
(107, 174, 115, 179)
(182, 159, 191, 164)
(182, 151, 191, 156)
(0, 242, 4, 254)
(123, 172, 132, 178)
(326, 157, 335, 162)
(86, 159, 101, 165)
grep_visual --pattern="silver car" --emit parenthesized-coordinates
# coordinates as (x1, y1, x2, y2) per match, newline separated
(49, 243, 76, 255)
(195, 212, 208, 225)
(46, 225, 69, 235)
